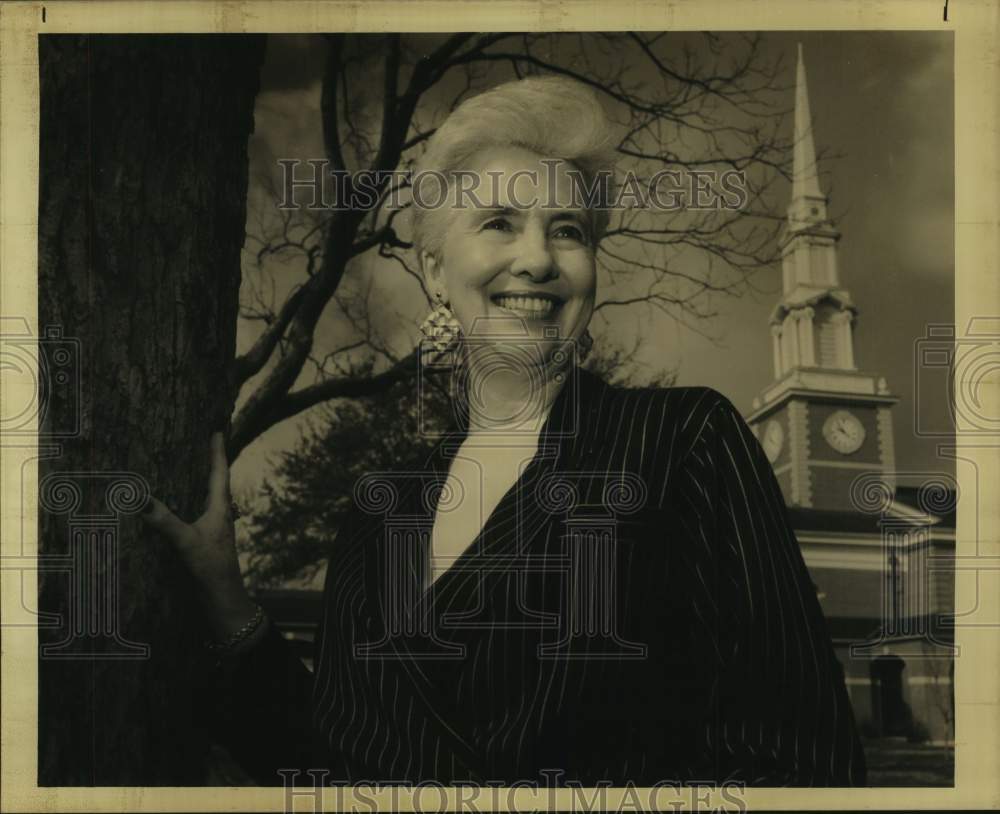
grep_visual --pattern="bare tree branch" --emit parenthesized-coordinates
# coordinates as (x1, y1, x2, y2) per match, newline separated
(230, 32, 806, 458)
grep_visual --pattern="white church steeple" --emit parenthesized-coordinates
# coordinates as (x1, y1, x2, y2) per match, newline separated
(748, 44, 898, 511)
(770, 43, 857, 377)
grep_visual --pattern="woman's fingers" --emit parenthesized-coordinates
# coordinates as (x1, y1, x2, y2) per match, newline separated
(141, 495, 195, 548)
(204, 431, 231, 516)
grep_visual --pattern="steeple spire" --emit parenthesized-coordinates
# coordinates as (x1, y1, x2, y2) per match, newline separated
(786, 42, 831, 231)
(793, 42, 823, 203)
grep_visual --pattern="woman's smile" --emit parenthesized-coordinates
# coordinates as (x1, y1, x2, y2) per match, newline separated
(490, 291, 564, 320)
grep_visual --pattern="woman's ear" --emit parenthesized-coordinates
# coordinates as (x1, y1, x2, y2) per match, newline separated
(420, 250, 445, 301)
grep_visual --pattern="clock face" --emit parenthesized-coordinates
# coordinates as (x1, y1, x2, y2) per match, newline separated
(763, 419, 784, 463)
(823, 409, 866, 454)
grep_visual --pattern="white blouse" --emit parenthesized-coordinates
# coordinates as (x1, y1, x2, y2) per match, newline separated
(428, 422, 547, 588)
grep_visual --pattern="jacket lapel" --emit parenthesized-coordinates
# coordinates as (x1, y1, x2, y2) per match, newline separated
(355, 365, 614, 776)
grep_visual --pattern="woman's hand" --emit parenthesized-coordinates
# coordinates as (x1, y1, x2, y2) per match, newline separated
(141, 431, 258, 641)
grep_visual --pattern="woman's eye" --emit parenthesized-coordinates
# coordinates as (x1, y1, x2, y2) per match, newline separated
(482, 217, 512, 232)
(553, 224, 588, 243)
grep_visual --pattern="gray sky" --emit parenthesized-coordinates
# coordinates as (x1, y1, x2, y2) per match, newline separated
(231, 31, 954, 499)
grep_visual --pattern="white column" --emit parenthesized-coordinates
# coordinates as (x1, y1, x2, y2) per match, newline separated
(785, 314, 800, 368)
(828, 244, 841, 288)
(841, 311, 856, 369)
(771, 324, 783, 378)
(829, 310, 854, 369)
(780, 319, 790, 371)
(782, 252, 795, 295)
(796, 307, 815, 367)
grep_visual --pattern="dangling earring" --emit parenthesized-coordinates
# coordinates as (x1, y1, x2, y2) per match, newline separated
(578, 328, 594, 362)
(419, 291, 463, 360)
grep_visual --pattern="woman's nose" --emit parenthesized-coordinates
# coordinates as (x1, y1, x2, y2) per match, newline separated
(510, 227, 557, 282)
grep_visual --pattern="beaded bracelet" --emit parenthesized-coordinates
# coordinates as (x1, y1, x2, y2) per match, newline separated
(205, 604, 266, 653)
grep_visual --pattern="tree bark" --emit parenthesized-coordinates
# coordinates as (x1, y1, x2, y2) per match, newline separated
(37, 34, 265, 785)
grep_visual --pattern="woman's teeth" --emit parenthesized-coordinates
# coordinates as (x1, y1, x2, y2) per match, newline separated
(494, 296, 557, 317)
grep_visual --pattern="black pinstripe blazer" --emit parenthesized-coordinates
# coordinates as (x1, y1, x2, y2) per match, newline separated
(208, 364, 867, 787)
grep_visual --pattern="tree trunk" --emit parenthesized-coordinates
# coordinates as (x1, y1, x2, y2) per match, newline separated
(37, 34, 265, 785)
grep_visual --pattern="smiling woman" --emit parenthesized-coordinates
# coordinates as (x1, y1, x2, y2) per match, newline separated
(408, 76, 617, 433)
(420, 149, 598, 365)
(143, 74, 867, 788)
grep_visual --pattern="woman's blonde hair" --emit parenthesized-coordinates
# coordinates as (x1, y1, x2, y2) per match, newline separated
(410, 75, 619, 263)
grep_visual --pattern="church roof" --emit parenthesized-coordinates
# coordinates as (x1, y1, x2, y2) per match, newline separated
(787, 486, 957, 535)
(893, 484, 957, 526)
(787, 507, 885, 535)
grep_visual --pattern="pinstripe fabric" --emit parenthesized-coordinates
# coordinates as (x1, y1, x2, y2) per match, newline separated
(211, 364, 866, 787)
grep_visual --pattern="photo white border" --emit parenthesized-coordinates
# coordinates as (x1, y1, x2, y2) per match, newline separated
(2, 0, 997, 810)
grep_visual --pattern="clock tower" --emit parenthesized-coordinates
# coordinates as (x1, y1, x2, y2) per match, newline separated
(747, 44, 898, 511)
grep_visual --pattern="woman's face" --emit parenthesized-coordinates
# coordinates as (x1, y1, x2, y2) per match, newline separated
(421, 146, 597, 365)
